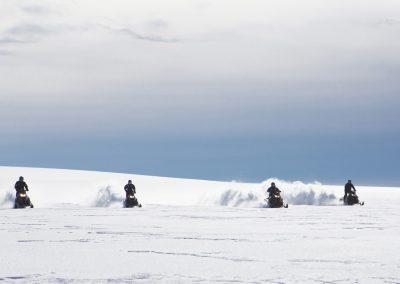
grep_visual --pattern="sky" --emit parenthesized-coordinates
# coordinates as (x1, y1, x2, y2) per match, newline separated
(0, 0, 399, 185)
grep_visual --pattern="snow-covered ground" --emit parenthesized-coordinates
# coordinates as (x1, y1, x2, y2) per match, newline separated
(0, 167, 399, 283)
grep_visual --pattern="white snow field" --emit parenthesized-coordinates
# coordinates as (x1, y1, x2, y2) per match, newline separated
(0, 167, 399, 283)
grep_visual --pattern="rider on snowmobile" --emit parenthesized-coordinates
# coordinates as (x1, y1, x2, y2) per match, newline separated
(124, 180, 136, 198)
(15, 176, 29, 194)
(344, 180, 356, 200)
(267, 182, 281, 198)
(14, 176, 33, 208)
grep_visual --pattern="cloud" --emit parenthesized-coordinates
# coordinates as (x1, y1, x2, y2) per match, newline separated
(3, 19, 178, 48)
(0, 50, 12, 56)
(2, 22, 89, 47)
(20, 4, 50, 15)
(376, 18, 400, 26)
(0, 37, 26, 44)
(7, 23, 51, 36)
(97, 21, 182, 43)
(146, 19, 169, 30)
(1, 23, 57, 45)
(118, 27, 181, 43)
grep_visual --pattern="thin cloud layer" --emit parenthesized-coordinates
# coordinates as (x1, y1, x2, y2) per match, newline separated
(1, 1, 399, 122)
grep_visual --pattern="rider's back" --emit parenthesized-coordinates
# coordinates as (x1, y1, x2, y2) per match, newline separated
(124, 183, 136, 194)
(15, 181, 28, 194)
(345, 182, 354, 194)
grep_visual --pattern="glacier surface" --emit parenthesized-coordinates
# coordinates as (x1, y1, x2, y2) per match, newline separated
(0, 167, 399, 283)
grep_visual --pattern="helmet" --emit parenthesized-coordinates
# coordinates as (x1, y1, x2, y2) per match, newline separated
(128, 180, 132, 184)
(19, 176, 24, 181)
(271, 182, 275, 186)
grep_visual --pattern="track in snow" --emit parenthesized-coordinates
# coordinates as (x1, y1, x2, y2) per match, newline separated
(1, 204, 399, 283)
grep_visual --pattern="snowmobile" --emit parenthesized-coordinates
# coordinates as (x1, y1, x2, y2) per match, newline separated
(343, 192, 364, 206)
(124, 194, 142, 208)
(266, 193, 288, 208)
(14, 193, 34, 209)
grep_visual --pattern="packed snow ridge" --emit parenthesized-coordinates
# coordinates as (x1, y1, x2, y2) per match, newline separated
(0, 166, 397, 208)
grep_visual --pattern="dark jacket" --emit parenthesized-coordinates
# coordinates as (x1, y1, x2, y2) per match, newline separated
(15, 181, 29, 194)
(267, 186, 281, 196)
(124, 184, 136, 195)
(345, 182, 356, 195)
